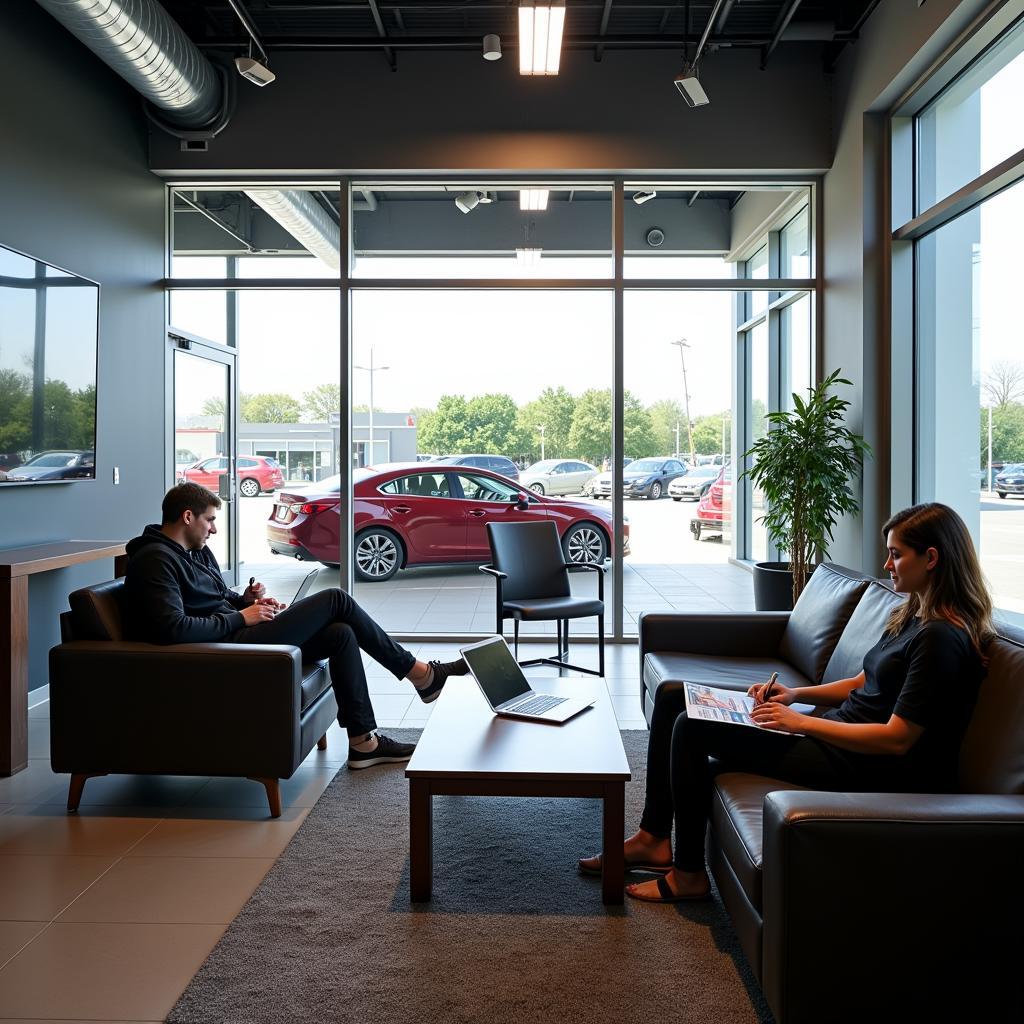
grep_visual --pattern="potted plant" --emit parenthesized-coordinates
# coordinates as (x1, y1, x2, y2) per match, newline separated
(742, 370, 871, 610)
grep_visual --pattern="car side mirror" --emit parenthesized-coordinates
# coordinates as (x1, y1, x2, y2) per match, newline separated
(515, 492, 530, 510)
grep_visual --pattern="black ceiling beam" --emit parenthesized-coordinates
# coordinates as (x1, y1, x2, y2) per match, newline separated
(714, 0, 735, 34)
(761, 0, 803, 70)
(224, 0, 269, 62)
(595, 0, 613, 62)
(366, 0, 397, 69)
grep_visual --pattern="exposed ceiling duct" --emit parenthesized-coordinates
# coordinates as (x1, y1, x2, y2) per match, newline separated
(244, 189, 341, 271)
(33, 0, 344, 269)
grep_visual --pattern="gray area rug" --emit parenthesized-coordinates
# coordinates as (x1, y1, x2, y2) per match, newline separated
(168, 730, 773, 1024)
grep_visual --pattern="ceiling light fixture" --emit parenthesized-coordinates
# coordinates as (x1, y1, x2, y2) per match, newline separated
(519, 188, 549, 211)
(632, 190, 657, 205)
(518, 0, 566, 76)
(455, 191, 484, 214)
(674, 64, 709, 107)
(482, 34, 502, 60)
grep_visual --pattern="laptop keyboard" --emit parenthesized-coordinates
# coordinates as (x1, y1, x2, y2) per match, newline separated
(508, 693, 567, 716)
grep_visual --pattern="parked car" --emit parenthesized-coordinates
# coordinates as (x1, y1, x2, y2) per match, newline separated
(691, 468, 732, 540)
(4, 450, 95, 481)
(415, 453, 438, 462)
(266, 463, 629, 581)
(586, 457, 689, 500)
(520, 459, 598, 496)
(183, 455, 284, 497)
(669, 465, 720, 501)
(435, 454, 520, 480)
(995, 464, 1024, 498)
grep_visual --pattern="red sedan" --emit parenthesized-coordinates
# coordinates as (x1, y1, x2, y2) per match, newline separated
(183, 455, 284, 497)
(267, 463, 630, 581)
(690, 467, 732, 541)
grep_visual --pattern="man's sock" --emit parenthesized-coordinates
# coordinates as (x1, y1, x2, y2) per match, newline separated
(411, 664, 435, 690)
(349, 733, 378, 752)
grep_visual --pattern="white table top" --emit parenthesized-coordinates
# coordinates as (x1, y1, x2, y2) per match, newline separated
(406, 676, 631, 782)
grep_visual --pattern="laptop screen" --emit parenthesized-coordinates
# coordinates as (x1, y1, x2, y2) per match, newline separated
(461, 637, 532, 708)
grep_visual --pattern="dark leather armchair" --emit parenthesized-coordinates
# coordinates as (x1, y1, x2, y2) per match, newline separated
(480, 520, 605, 677)
(48, 578, 338, 817)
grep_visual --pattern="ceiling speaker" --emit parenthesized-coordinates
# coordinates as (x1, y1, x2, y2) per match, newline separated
(646, 227, 665, 247)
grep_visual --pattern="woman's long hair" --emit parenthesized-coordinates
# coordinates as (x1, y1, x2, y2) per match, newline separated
(882, 503, 995, 660)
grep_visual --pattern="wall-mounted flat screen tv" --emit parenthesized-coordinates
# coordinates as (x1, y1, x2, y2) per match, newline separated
(0, 243, 99, 485)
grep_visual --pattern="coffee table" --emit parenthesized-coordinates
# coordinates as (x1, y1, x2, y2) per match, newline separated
(405, 675, 631, 905)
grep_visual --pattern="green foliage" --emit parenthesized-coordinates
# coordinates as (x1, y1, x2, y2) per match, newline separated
(566, 389, 659, 463)
(416, 393, 527, 456)
(302, 383, 341, 422)
(980, 403, 1024, 465)
(241, 393, 302, 423)
(646, 398, 688, 457)
(690, 411, 732, 459)
(517, 386, 577, 462)
(0, 371, 94, 452)
(743, 370, 870, 604)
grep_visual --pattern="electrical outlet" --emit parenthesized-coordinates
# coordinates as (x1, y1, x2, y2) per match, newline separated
(112, 466, 120, 485)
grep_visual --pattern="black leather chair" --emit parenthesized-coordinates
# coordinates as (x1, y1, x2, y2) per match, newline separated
(480, 520, 605, 677)
(49, 578, 338, 817)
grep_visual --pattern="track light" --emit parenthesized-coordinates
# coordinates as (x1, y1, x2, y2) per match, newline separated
(632, 190, 657, 205)
(483, 34, 502, 60)
(519, 0, 566, 75)
(235, 55, 276, 86)
(519, 188, 549, 211)
(455, 191, 483, 214)
(674, 65, 709, 107)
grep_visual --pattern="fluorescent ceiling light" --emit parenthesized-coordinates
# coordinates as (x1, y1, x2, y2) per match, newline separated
(519, 0, 566, 76)
(516, 247, 543, 268)
(519, 188, 550, 211)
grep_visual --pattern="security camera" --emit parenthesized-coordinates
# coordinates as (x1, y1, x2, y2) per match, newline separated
(632, 190, 657, 205)
(455, 191, 485, 214)
(235, 56, 276, 87)
(674, 69, 709, 107)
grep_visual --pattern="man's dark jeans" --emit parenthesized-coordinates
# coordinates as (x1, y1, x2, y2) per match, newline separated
(230, 588, 416, 736)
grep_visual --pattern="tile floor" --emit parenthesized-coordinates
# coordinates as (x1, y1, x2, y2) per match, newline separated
(0, 575, 753, 1019)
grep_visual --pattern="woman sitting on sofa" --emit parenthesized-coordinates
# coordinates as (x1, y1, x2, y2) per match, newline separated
(579, 502, 994, 903)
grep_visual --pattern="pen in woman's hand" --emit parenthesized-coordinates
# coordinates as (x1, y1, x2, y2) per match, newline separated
(755, 671, 779, 706)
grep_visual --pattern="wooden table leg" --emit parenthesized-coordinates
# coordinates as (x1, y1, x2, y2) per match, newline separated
(0, 576, 29, 777)
(409, 778, 433, 902)
(601, 781, 625, 905)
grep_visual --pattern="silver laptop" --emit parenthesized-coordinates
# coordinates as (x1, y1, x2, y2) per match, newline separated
(290, 567, 320, 604)
(459, 636, 595, 724)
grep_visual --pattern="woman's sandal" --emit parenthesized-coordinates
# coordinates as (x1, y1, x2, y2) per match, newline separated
(577, 854, 673, 877)
(625, 875, 712, 904)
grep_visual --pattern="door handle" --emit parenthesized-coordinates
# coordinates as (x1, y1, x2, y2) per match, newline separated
(469, 509, 486, 517)
(393, 505, 412, 514)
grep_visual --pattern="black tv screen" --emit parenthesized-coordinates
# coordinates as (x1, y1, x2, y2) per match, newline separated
(0, 243, 99, 484)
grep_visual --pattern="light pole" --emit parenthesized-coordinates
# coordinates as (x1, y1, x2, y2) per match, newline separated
(671, 339, 697, 465)
(353, 347, 390, 466)
(538, 424, 546, 461)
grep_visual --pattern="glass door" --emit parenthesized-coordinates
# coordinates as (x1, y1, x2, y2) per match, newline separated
(171, 338, 238, 584)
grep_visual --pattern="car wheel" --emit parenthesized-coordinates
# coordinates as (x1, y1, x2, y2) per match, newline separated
(354, 528, 402, 582)
(530, 482, 546, 495)
(239, 477, 261, 498)
(998, 492, 1007, 499)
(691, 522, 702, 540)
(649, 481, 663, 500)
(562, 523, 608, 564)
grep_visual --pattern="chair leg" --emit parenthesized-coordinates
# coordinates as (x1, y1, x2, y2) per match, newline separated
(317, 733, 328, 751)
(67, 772, 107, 813)
(598, 613, 605, 678)
(556, 619, 563, 660)
(248, 777, 282, 818)
(563, 619, 570, 671)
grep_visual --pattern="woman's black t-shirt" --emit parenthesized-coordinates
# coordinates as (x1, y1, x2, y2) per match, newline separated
(822, 616, 984, 791)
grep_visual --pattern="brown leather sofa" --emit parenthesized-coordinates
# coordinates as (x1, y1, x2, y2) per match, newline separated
(48, 578, 339, 817)
(640, 562, 1024, 1022)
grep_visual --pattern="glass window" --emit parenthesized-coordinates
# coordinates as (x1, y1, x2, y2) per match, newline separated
(917, 20, 1024, 212)
(457, 473, 519, 502)
(780, 208, 810, 278)
(747, 246, 769, 318)
(380, 473, 451, 497)
(782, 294, 813, 412)
(749, 322, 770, 563)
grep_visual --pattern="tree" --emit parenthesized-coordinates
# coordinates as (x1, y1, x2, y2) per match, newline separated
(302, 383, 341, 422)
(416, 394, 470, 454)
(981, 402, 1024, 467)
(646, 398, 688, 456)
(466, 393, 528, 454)
(984, 361, 1024, 409)
(691, 411, 732, 459)
(517, 386, 577, 462)
(567, 389, 659, 463)
(0, 369, 31, 451)
(241, 393, 301, 423)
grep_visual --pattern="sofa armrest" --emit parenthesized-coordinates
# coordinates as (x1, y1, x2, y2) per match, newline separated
(49, 641, 306, 778)
(638, 611, 791, 663)
(760, 790, 1024, 1022)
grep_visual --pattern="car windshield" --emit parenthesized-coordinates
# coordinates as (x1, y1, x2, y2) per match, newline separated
(1001, 465, 1024, 473)
(527, 460, 560, 472)
(27, 453, 76, 467)
(690, 467, 719, 477)
(629, 459, 664, 472)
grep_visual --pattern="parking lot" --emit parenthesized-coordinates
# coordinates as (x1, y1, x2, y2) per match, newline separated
(236, 490, 1024, 633)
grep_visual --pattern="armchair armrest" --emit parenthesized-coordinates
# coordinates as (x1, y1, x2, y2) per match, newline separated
(639, 611, 790, 659)
(760, 790, 1024, 1022)
(478, 564, 508, 579)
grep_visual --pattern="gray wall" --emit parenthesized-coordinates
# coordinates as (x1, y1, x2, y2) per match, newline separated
(150, 47, 832, 175)
(823, 0, 991, 571)
(0, 0, 166, 691)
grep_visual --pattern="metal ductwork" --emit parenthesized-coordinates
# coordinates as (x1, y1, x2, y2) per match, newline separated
(34, 0, 346, 269)
(33, 0, 223, 127)
(244, 190, 341, 271)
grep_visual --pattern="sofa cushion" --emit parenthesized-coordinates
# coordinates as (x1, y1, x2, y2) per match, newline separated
(644, 653, 813, 703)
(300, 661, 332, 712)
(959, 627, 1024, 794)
(68, 580, 127, 641)
(821, 579, 906, 684)
(711, 772, 812, 912)
(778, 563, 871, 683)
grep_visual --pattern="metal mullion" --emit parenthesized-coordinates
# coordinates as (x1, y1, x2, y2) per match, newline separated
(736, 312, 768, 334)
(617, 278, 815, 291)
(164, 278, 341, 290)
(349, 278, 615, 290)
(340, 179, 353, 593)
(612, 180, 624, 641)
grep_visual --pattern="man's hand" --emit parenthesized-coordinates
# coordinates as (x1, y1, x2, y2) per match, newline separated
(240, 603, 277, 625)
(749, 701, 804, 733)
(242, 579, 266, 606)
(256, 596, 286, 610)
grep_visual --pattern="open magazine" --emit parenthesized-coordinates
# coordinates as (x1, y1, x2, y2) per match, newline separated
(684, 681, 816, 733)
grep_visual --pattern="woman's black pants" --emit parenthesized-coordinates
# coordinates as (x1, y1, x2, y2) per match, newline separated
(639, 685, 888, 872)
(230, 588, 416, 737)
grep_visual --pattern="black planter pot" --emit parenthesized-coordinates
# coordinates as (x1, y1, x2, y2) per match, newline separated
(752, 561, 795, 611)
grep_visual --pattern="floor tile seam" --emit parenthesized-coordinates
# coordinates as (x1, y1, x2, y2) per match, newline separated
(0, 918, 54, 973)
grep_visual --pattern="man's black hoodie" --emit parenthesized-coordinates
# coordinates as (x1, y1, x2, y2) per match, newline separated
(125, 525, 246, 644)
